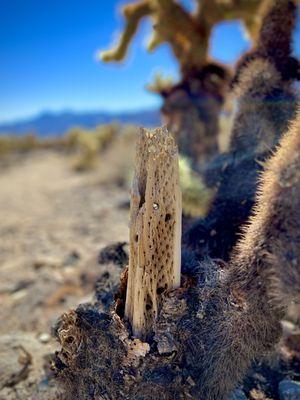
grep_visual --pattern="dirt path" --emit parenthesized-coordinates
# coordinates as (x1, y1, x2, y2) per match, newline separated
(0, 151, 129, 399)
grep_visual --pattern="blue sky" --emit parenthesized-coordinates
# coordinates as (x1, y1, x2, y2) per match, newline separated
(1, 0, 299, 123)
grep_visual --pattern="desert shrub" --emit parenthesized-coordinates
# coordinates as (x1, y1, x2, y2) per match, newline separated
(0, 133, 38, 156)
(97, 124, 137, 186)
(67, 128, 100, 171)
(0, 136, 13, 156)
(65, 124, 119, 171)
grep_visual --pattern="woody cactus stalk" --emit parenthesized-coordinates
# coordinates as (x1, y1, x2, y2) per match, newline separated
(125, 127, 182, 339)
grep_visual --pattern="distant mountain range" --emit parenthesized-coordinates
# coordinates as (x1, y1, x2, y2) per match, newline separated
(0, 109, 161, 136)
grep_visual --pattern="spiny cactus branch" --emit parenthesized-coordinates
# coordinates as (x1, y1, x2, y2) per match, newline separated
(100, 1, 151, 62)
(100, 0, 293, 75)
(100, 0, 210, 74)
(194, 0, 268, 37)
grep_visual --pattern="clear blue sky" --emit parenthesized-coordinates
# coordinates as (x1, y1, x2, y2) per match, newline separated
(1, 0, 299, 123)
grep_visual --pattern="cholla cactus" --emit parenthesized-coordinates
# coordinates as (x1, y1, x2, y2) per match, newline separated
(195, 108, 300, 400)
(100, 0, 300, 166)
(100, 1, 300, 167)
(100, 0, 282, 76)
(66, 124, 118, 171)
(53, 110, 300, 400)
(184, 0, 299, 260)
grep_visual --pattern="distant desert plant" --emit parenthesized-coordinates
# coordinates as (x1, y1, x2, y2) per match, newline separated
(65, 124, 119, 171)
(0, 124, 218, 226)
(97, 124, 137, 186)
(0, 133, 38, 156)
(0, 124, 119, 170)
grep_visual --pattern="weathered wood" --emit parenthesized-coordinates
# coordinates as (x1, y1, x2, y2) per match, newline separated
(125, 126, 182, 339)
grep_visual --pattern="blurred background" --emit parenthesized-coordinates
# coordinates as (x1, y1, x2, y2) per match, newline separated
(1, 0, 299, 131)
(0, 1, 300, 399)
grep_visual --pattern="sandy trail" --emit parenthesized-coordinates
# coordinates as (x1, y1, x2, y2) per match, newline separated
(0, 151, 129, 399)
(0, 151, 129, 263)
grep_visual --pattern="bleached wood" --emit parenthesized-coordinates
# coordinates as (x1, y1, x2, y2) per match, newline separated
(125, 126, 182, 339)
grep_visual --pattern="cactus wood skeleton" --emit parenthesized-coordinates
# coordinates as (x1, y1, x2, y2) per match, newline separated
(125, 127, 182, 339)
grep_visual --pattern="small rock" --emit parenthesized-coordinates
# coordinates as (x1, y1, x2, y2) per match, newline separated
(38, 333, 51, 344)
(98, 242, 128, 268)
(0, 280, 33, 295)
(33, 256, 62, 270)
(250, 388, 268, 399)
(117, 199, 130, 209)
(279, 380, 300, 400)
(230, 389, 247, 400)
(64, 250, 80, 266)
(0, 339, 32, 387)
(11, 289, 28, 301)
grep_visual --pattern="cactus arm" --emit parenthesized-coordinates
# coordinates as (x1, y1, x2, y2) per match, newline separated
(100, 1, 152, 62)
(146, 29, 164, 52)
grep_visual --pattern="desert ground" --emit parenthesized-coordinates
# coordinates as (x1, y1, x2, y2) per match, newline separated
(0, 150, 129, 399)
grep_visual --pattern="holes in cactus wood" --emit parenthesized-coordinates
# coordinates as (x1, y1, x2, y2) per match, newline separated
(156, 287, 164, 295)
(145, 295, 153, 311)
(65, 336, 74, 344)
(165, 213, 172, 222)
(156, 283, 168, 295)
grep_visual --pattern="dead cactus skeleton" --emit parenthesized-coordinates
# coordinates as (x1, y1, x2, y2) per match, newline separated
(125, 126, 182, 339)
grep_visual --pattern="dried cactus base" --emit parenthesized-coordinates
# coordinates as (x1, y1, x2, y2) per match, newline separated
(52, 259, 222, 400)
(52, 258, 300, 400)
